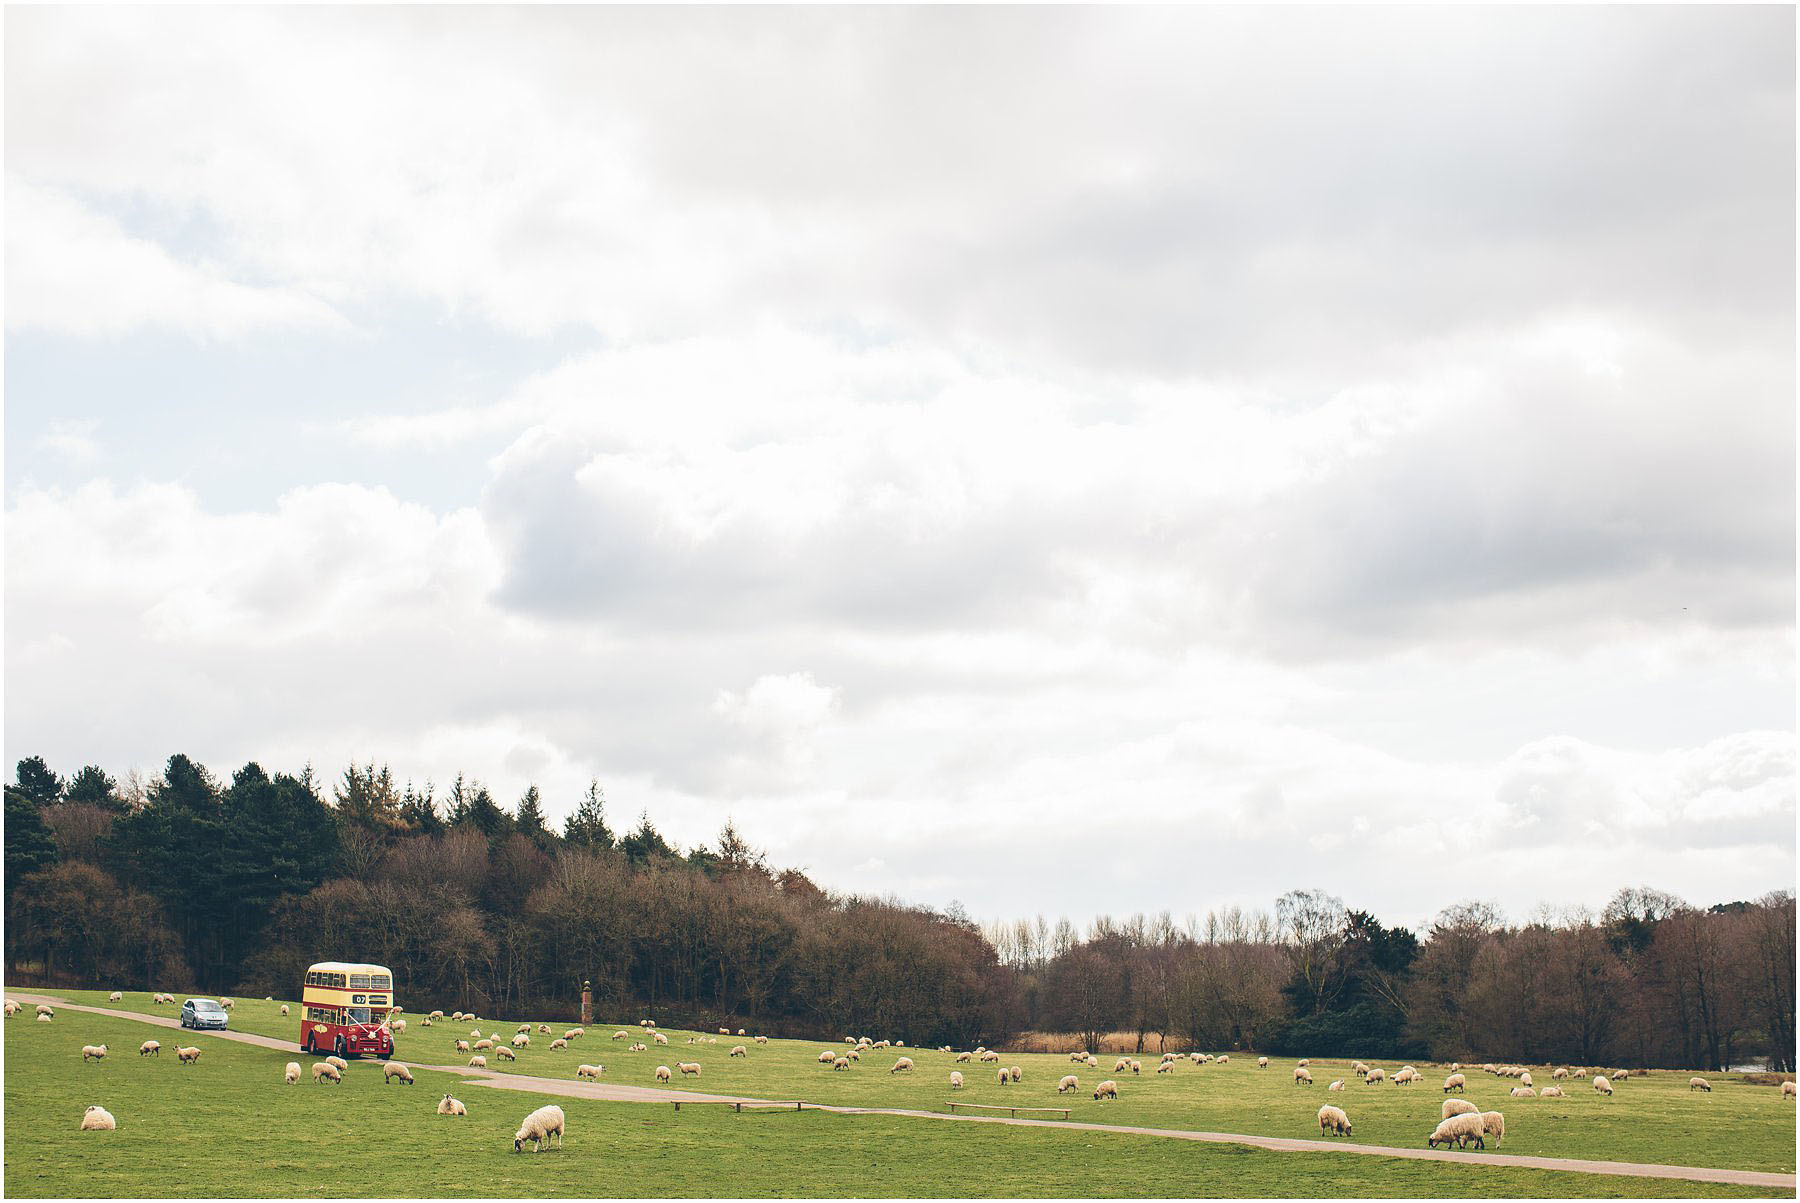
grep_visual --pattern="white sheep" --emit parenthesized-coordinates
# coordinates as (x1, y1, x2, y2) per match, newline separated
(37, 1013, 53, 1023)
(1365, 1067, 1386, 1085)
(1093, 1079, 1119, 1100)
(997, 1066, 1009, 1086)
(655, 1065, 672, 1082)
(468, 1055, 488, 1068)
(754, 1035, 768, 1044)
(384, 1063, 414, 1085)
(678, 1062, 701, 1076)
(1783, 1081, 1796, 1098)
(629, 1043, 647, 1052)
(539, 1023, 552, 1035)
(613, 1030, 629, 1040)
(1010, 1066, 1022, 1082)
(1297, 1058, 1309, 1068)
(1593, 1075, 1613, 1096)
(1540, 1085, 1564, 1097)
(219, 998, 233, 1010)
(421, 1018, 433, 1027)
(1428, 1112, 1486, 1149)
(36, 1004, 54, 1016)
(1217, 1055, 1228, 1063)
(576, 1064, 603, 1081)
(1552, 1067, 1569, 1079)
(475, 1039, 494, 1051)
(950, 1071, 964, 1089)
(566, 1028, 585, 1041)
(832, 1055, 849, 1070)
(139, 1040, 160, 1057)
(979, 1050, 1001, 1063)
(438, 1094, 467, 1116)
(1443, 1073, 1466, 1093)
(1615, 1069, 1630, 1081)
(653, 1032, 669, 1046)
(496, 1047, 516, 1061)
(890, 1057, 914, 1073)
(455, 1040, 471, 1054)
(1129, 1060, 1141, 1075)
(1519, 1071, 1533, 1088)
(1058, 1074, 1079, 1093)
(1442, 1098, 1478, 1119)
(1293, 1067, 1313, 1085)
(176, 1046, 202, 1064)
(1085, 1054, 1099, 1068)
(2, 1000, 18, 1016)
(313, 1062, 341, 1083)
(1258, 1056, 1269, 1069)
(1687, 1077, 1711, 1093)
(730, 1045, 746, 1057)
(719, 1027, 730, 1036)
(80, 1105, 117, 1131)
(109, 991, 122, 1002)
(819, 1050, 838, 1064)
(285, 1062, 301, 1084)
(391, 1019, 405, 1033)
(1069, 1050, 1089, 1063)
(1317, 1104, 1353, 1137)
(1114, 1058, 1131, 1072)
(1511, 1086, 1536, 1097)
(430, 1010, 445, 1019)
(1481, 1111, 1506, 1144)
(81, 1044, 109, 1062)
(512, 1035, 531, 1049)
(1353, 1061, 1369, 1078)
(511, 1102, 567, 1153)
(956, 1051, 973, 1063)
(280, 1004, 290, 1017)
(325, 1055, 349, 1072)
(1328, 1080, 1345, 1091)
(1157, 1061, 1176, 1075)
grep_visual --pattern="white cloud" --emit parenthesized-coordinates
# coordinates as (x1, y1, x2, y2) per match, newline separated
(35, 418, 102, 466)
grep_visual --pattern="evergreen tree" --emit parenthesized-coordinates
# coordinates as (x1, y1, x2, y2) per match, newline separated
(621, 811, 676, 865)
(108, 754, 226, 984)
(398, 781, 443, 836)
(453, 780, 510, 838)
(14, 756, 63, 807)
(215, 763, 340, 972)
(563, 780, 614, 848)
(3, 786, 60, 896)
(515, 784, 553, 850)
(64, 765, 125, 812)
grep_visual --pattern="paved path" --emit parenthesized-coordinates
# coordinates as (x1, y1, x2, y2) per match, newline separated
(12, 993, 1793, 1191)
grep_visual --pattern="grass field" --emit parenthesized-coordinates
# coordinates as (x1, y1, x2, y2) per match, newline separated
(6, 992, 1793, 1198)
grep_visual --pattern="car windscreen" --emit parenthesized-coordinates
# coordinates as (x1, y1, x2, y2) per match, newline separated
(190, 1001, 224, 1013)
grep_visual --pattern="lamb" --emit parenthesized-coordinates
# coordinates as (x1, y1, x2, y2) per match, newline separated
(1540, 1086, 1564, 1097)
(285, 1062, 301, 1084)
(655, 1065, 672, 1082)
(280, 1005, 290, 1017)
(730, 1046, 747, 1057)
(468, 1055, 488, 1068)
(496, 1047, 516, 1061)
(1093, 1079, 1119, 1100)
(512, 1035, 531, 1049)
(313, 1062, 342, 1083)
(176, 1046, 202, 1064)
(383, 1063, 414, 1085)
(109, 991, 123, 1002)
(80, 1105, 117, 1131)
(890, 1057, 914, 1073)
(1010, 1066, 1022, 1082)
(576, 1064, 603, 1081)
(678, 1062, 701, 1076)
(1158, 1061, 1176, 1074)
(81, 1044, 109, 1062)
(1293, 1067, 1313, 1085)
(513, 1103, 566, 1153)
(1689, 1077, 1711, 1092)
(1365, 1067, 1386, 1085)
(1511, 1086, 1536, 1098)
(1442, 1098, 1478, 1119)
(550, 1039, 569, 1051)
(438, 1094, 467, 1116)
(325, 1055, 349, 1072)
(1480, 1111, 1506, 1144)
(951, 1071, 964, 1089)
(139, 1040, 160, 1057)
(1258, 1056, 1269, 1069)
(1427, 1112, 1486, 1150)
(1443, 1073, 1466, 1093)
(1058, 1075, 1080, 1093)
(1317, 1104, 1353, 1137)
(1328, 1080, 1345, 1091)
(1593, 1075, 1613, 1096)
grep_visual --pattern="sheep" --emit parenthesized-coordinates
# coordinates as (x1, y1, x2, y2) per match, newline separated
(2, 1000, 18, 1016)
(539, 1024, 552, 1035)
(1293, 1067, 1313, 1085)
(613, 1030, 629, 1040)
(1328, 1080, 1345, 1091)
(997, 1067, 1010, 1086)
(1058, 1074, 1080, 1093)
(37, 1013, 52, 1023)
(1158, 1061, 1176, 1075)
(285, 1062, 301, 1084)
(1393, 1066, 1419, 1085)
(1442, 1098, 1479, 1119)
(1443, 1073, 1466, 1093)
(576, 1064, 603, 1081)
(950, 1071, 964, 1089)
(1353, 1061, 1369, 1078)
(1593, 1075, 1613, 1096)
(1010, 1066, 1022, 1082)
(1689, 1077, 1712, 1092)
(1540, 1085, 1565, 1098)
(1190, 1053, 1203, 1065)
(719, 1027, 731, 1036)
(220, 998, 234, 1010)
(1481, 1111, 1506, 1144)
(679, 1062, 701, 1076)
(872, 1040, 890, 1049)
(438, 1094, 467, 1116)
(1511, 1086, 1536, 1098)
(1085, 1055, 1099, 1068)
(1161, 1051, 1178, 1063)
(325, 1055, 349, 1072)
(139, 1040, 160, 1057)
(468, 1055, 488, 1069)
(730, 1045, 747, 1057)
(1129, 1060, 1141, 1075)
(550, 1039, 569, 1051)
(956, 1051, 973, 1062)
(1258, 1056, 1268, 1069)
(566, 1028, 585, 1041)
(1519, 1071, 1533, 1088)
(513, 1103, 566, 1153)
(496, 1047, 517, 1061)
(1615, 1069, 1630, 1081)
(652, 1032, 669, 1046)
(109, 991, 123, 1002)
(1783, 1081, 1797, 1098)
(1365, 1067, 1386, 1085)
(470, 1029, 483, 1039)
(833, 1056, 849, 1070)
(455, 1040, 471, 1054)
(430, 1010, 445, 1019)
(655, 1065, 672, 1083)
(1552, 1067, 1569, 1079)
(313, 1062, 341, 1084)
(1318, 1104, 1353, 1137)
(81, 1044, 109, 1062)
(1427, 1112, 1486, 1150)
(391, 1019, 406, 1033)
(474, 1039, 495, 1051)
(1069, 1050, 1089, 1063)
(754, 1035, 768, 1044)
(819, 1050, 838, 1064)
(421, 1018, 433, 1027)
(890, 1057, 914, 1073)
(280, 1004, 290, 1017)
(1297, 1058, 1310, 1068)
(1093, 1079, 1119, 1100)
(512, 1035, 531, 1049)
(80, 1105, 117, 1131)
(1217, 1055, 1229, 1064)
(176, 1046, 202, 1064)
(1114, 1058, 1131, 1073)
(36, 1004, 55, 1016)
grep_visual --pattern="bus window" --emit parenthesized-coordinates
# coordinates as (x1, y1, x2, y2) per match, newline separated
(348, 1007, 372, 1024)
(372, 975, 391, 989)
(349, 974, 371, 989)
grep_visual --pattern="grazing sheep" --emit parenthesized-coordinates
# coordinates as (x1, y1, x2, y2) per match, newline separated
(1511, 1086, 1536, 1098)
(421, 1018, 433, 1027)
(950, 1071, 964, 1089)
(872, 1040, 890, 1049)
(550, 1039, 569, 1051)
(819, 1050, 838, 1064)
(496, 1047, 516, 1061)
(1258, 1056, 1269, 1069)
(1093, 1080, 1119, 1100)
(629, 1043, 647, 1052)
(1070, 1051, 1090, 1063)
(390, 1019, 405, 1034)
(1158, 1061, 1176, 1075)
(890, 1057, 914, 1074)
(997, 1067, 1010, 1086)
(438, 1094, 467, 1116)
(1365, 1067, 1386, 1085)
(220, 998, 233, 1010)
(519, 1024, 532, 1034)
(1783, 1081, 1796, 1098)
(1593, 1075, 1613, 1096)
(285, 1062, 301, 1084)
(1481, 1111, 1506, 1144)
(1615, 1069, 1629, 1081)
(1552, 1067, 1569, 1079)
(176, 1046, 201, 1064)
(430, 1010, 445, 1019)
(755, 1035, 768, 1044)
(455, 1040, 471, 1054)
(1427, 1112, 1486, 1150)
(1217, 1055, 1229, 1063)
(956, 1051, 973, 1062)
(1297, 1058, 1309, 1068)
(1540, 1086, 1564, 1098)
(3, 1000, 18, 1016)
(730, 1046, 747, 1057)
(1328, 1080, 1345, 1091)
(475, 1039, 494, 1051)
(1085, 1054, 1099, 1068)
(313, 1062, 341, 1083)
(280, 1004, 290, 1017)
(1318, 1104, 1353, 1136)
(679, 1062, 701, 1076)
(1058, 1074, 1079, 1093)
(109, 991, 123, 1002)
(978, 1050, 1000, 1063)
(513, 1103, 566, 1153)
(1519, 1071, 1533, 1088)
(139, 1040, 160, 1057)
(613, 1031, 628, 1040)
(1129, 1060, 1141, 1075)
(1161, 1052, 1178, 1063)
(1353, 1061, 1369, 1079)
(325, 1055, 348, 1072)
(80, 1044, 109, 1062)
(653, 1032, 669, 1046)
(468, 1055, 487, 1068)
(36, 1004, 54, 1016)
(1115, 1058, 1131, 1073)
(1010, 1066, 1022, 1082)
(566, 1028, 585, 1041)
(1190, 1053, 1204, 1065)
(512, 1035, 530, 1049)
(576, 1064, 603, 1081)
(833, 1056, 849, 1070)
(80, 1105, 117, 1131)
(1442, 1098, 1479, 1119)
(1293, 1067, 1313, 1085)
(377, 1062, 411, 1085)
(1393, 1067, 1419, 1085)
(1689, 1077, 1712, 1092)
(1443, 1073, 1466, 1093)
(655, 1065, 672, 1082)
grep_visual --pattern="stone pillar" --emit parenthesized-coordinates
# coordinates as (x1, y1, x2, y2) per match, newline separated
(581, 980, 592, 1026)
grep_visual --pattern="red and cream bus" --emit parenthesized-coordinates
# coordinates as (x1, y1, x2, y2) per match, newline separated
(299, 961, 397, 1059)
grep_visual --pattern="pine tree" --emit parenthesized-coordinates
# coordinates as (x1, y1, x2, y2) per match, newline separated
(64, 765, 124, 812)
(14, 756, 63, 807)
(515, 784, 553, 850)
(3, 786, 60, 895)
(563, 780, 614, 848)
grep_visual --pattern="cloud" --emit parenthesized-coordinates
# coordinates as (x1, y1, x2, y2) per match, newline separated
(35, 419, 102, 466)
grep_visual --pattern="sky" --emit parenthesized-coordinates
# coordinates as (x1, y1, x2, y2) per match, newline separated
(4, 6, 1794, 932)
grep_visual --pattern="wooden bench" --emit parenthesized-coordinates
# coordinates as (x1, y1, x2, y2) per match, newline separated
(670, 1099, 807, 1112)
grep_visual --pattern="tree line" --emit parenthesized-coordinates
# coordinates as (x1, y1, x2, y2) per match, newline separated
(5, 755, 1792, 1069)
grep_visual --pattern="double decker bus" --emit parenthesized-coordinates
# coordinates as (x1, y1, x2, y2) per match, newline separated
(299, 961, 397, 1059)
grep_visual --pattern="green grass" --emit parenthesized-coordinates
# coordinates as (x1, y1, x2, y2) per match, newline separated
(10, 993, 1792, 1198)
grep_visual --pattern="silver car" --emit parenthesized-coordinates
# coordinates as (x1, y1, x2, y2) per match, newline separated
(180, 998, 228, 1030)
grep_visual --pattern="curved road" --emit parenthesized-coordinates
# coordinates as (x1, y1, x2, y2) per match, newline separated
(13, 994, 1793, 1191)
